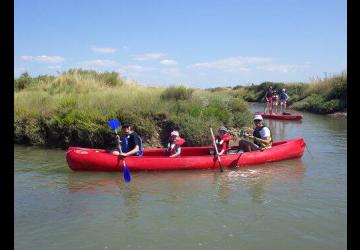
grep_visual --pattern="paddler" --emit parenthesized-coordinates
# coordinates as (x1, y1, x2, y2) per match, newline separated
(214, 126, 233, 155)
(238, 115, 272, 152)
(165, 130, 186, 157)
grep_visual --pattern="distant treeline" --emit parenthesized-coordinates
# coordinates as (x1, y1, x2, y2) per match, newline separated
(229, 72, 346, 114)
(14, 69, 253, 149)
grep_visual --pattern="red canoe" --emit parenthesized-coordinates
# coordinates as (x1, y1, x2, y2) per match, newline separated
(255, 112, 303, 120)
(66, 138, 305, 172)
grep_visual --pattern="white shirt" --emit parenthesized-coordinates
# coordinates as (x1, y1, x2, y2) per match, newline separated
(259, 127, 271, 138)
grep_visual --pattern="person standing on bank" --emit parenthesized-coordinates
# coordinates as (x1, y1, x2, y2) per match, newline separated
(238, 115, 272, 152)
(114, 122, 143, 156)
(264, 86, 273, 114)
(279, 88, 289, 113)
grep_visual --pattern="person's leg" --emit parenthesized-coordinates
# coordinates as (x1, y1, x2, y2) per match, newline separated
(239, 139, 259, 152)
(265, 98, 269, 113)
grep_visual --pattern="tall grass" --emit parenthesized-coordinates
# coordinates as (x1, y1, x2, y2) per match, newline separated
(14, 69, 252, 148)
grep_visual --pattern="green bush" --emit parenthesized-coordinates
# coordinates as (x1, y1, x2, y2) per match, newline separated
(14, 72, 33, 91)
(160, 86, 194, 101)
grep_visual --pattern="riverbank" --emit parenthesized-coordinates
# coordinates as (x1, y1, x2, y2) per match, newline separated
(238, 72, 347, 115)
(14, 69, 253, 149)
(328, 112, 347, 118)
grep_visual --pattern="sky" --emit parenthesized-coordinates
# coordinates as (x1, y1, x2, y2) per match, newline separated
(14, 0, 347, 88)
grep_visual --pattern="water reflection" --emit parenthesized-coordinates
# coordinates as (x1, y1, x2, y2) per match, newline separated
(66, 159, 306, 207)
(212, 160, 306, 204)
(266, 119, 303, 141)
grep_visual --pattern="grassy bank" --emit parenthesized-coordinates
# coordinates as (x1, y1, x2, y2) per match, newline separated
(237, 72, 347, 114)
(14, 70, 253, 149)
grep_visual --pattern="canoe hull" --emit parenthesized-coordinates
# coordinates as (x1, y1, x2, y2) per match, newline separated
(66, 138, 306, 172)
(255, 112, 303, 120)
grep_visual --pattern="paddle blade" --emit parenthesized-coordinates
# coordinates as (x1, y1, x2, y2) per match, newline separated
(109, 119, 120, 131)
(123, 161, 131, 183)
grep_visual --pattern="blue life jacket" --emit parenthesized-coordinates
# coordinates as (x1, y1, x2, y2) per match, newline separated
(279, 92, 288, 101)
(120, 134, 143, 156)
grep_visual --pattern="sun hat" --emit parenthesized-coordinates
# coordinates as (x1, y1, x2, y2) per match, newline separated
(170, 130, 179, 136)
(218, 126, 228, 132)
(282, 88, 285, 92)
(253, 114, 263, 121)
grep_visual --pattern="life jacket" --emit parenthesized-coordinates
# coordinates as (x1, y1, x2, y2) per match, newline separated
(215, 134, 232, 152)
(121, 133, 143, 156)
(253, 126, 272, 148)
(279, 92, 288, 101)
(272, 94, 278, 101)
(168, 138, 186, 155)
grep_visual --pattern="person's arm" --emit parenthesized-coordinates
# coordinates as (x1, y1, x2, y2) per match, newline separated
(169, 146, 181, 157)
(218, 149, 225, 156)
(121, 145, 139, 157)
(251, 136, 271, 145)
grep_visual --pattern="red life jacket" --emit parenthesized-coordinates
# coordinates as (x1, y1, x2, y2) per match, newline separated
(215, 135, 232, 152)
(168, 137, 186, 155)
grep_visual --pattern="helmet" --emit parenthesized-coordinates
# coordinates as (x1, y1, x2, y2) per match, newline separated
(253, 114, 263, 121)
(282, 88, 285, 92)
(218, 126, 228, 132)
(170, 130, 179, 136)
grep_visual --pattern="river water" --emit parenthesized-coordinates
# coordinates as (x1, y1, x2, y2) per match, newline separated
(14, 104, 347, 250)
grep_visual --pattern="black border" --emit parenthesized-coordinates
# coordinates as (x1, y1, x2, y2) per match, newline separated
(0, 0, 14, 247)
(347, 0, 356, 248)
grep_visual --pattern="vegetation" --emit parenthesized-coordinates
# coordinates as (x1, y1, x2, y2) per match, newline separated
(237, 72, 347, 114)
(14, 69, 253, 148)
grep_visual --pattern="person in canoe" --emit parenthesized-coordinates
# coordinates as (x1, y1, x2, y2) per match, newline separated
(271, 90, 279, 114)
(215, 126, 233, 155)
(238, 115, 272, 152)
(279, 88, 289, 113)
(165, 130, 186, 157)
(264, 86, 273, 114)
(113, 122, 143, 156)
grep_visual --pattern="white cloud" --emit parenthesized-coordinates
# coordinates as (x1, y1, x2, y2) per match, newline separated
(160, 59, 178, 66)
(257, 63, 310, 73)
(132, 53, 166, 61)
(189, 56, 274, 71)
(91, 47, 117, 53)
(21, 55, 65, 64)
(78, 59, 118, 68)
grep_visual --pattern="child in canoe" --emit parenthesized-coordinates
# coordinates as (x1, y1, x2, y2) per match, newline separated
(214, 126, 233, 155)
(165, 130, 186, 157)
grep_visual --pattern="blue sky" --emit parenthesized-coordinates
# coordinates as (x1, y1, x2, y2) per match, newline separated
(14, 0, 347, 87)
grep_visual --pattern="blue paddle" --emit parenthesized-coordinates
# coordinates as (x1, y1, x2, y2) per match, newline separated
(108, 119, 132, 182)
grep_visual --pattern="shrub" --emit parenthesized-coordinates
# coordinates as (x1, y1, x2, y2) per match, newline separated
(160, 86, 194, 101)
(14, 72, 33, 91)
